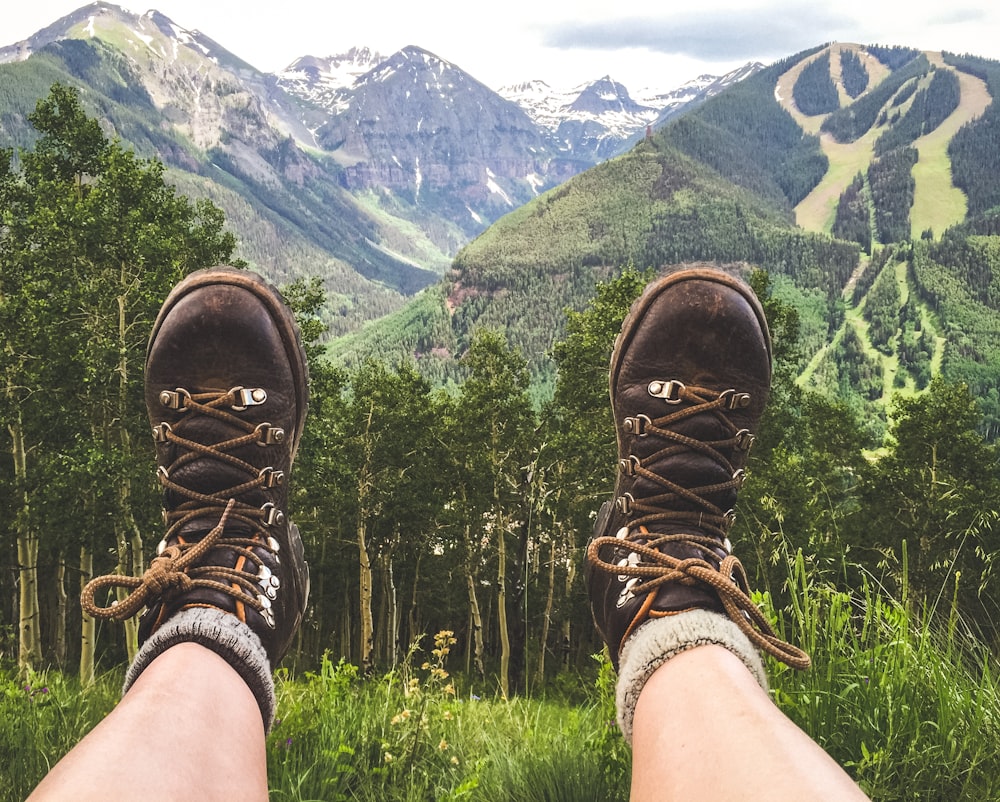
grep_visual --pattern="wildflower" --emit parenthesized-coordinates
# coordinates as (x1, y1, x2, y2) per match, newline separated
(284, 737, 293, 749)
(438, 739, 449, 751)
(471, 694, 480, 701)
(450, 756, 460, 766)
(384, 752, 395, 763)
(444, 683, 455, 696)
(401, 709, 412, 719)
(443, 710, 454, 721)
(421, 661, 431, 670)
(391, 714, 403, 725)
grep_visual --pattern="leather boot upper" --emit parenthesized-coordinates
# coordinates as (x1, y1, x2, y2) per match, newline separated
(82, 266, 310, 666)
(585, 265, 809, 672)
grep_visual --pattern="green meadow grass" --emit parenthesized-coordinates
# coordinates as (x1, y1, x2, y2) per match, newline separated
(5, 567, 1000, 800)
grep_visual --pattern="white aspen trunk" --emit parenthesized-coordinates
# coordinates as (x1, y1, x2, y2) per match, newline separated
(79, 547, 95, 686)
(54, 559, 68, 667)
(407, 550, 422, 654)
(385, 553, 398, 666)
(465, 564, 485, 676)
(11, 417, 41, 672)
(497, 518, 510, 699)
(534, 536, 557, 688)
(340, 585, 352, 661)
(561, 547, 576, 668)
(116, 286, 141, 661)
(358, 515, 374, 671)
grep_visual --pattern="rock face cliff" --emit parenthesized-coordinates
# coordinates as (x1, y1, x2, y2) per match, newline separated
(304, 47, 567, 233)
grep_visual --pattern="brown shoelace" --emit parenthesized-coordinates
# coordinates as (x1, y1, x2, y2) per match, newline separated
(81, 387, 282, 624)
(588, 381, 811, 670)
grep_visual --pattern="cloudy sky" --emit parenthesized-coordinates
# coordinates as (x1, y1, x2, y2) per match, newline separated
(5, 1, 1000, 92)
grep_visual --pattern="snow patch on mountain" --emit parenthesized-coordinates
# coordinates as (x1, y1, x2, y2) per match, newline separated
(276, 47, 384, 109)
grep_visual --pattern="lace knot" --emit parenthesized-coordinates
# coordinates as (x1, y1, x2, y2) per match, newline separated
(142, 551, 194, 597)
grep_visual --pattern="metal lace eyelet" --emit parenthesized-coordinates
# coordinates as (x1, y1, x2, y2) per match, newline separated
(719, 389, 751, 410)
(648, 379, 684, 403)
(734, 429, 756, 451)
(152, 422, 173, 443)
(159, 388, 192, 411)
(261, 503, 285, 527)
(258, 467, 285, 488)
(231, 386, 268, 411)
(255, 423, 286, 446)
(615, 493, 634, 515)
(618, 455, 640, 476)
(623, 414, 651, 436)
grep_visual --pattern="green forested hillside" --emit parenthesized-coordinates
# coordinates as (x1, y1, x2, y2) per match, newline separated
(331, 44, 1000, 449)
(333, 136, 858, 389)
(662, 48, 829, 208)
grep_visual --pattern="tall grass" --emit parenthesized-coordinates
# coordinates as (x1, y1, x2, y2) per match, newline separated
(5, 570, 1000, 800)
(769, 555, 1000, 799)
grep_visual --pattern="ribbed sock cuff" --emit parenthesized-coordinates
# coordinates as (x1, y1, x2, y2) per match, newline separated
(615, 610, 768, 744)
(123, 608, 276, 731)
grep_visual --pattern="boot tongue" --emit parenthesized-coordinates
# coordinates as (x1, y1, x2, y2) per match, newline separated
(175, 516, 257, 541)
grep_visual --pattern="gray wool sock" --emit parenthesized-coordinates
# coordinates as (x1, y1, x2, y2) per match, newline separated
(123, 607, 276, 730)
(615, 609, 768, 745)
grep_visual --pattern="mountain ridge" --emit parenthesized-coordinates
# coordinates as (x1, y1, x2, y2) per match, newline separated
(0, 3, 752, 278)
(6, 7, 1000, 430)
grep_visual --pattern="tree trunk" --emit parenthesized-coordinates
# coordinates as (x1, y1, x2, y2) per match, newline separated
(79, 547, 95, 686)
(497, 520, 510, 699)
(407, 550, 422, 652)
(509, 513, 530, 694)
(115, 286, 142, 661)
(465, 560, 485, 677)
(54, 558, 68, 668)
(358, 515, 374, 671)
(373, 558, 386, 663)
(535, 536, 557, 688)
(11, 416, 42, 672)
(385, 551, 398, 666)
(561, 542, 576, 669)
(340, 584, 352, 662)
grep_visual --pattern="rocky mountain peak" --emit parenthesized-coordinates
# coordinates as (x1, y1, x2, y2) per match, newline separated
(568, 75, 653, 115)
(280, 47, 384, 93)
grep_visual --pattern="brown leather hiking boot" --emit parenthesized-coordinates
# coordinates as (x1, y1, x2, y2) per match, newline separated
(585, 266, 809, 671)
(82, 266, 309, 666)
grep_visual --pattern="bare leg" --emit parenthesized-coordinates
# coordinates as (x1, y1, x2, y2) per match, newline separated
(630, 645, 869, 802)
(28, 643, 268, 802)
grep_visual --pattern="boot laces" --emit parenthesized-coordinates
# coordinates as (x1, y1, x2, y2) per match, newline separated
(588, 380, 811, 670)
(81, 387, 285, 627)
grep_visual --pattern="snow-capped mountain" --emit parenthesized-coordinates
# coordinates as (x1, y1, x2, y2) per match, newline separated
(0, 2, 252, 72)
(275, 47, 385, 111)
(302, 46, 569, 229)
(501, 78, 654, 135)
(0, 2, 764, 293)
(498, 65, 762, 160)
